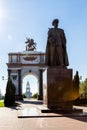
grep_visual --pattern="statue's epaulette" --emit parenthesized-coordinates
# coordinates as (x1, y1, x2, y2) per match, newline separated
(48, 28, 54, 32)
(58, 28, 64, 32)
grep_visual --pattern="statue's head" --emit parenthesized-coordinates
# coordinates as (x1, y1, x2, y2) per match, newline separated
(52, 19, 59, 26)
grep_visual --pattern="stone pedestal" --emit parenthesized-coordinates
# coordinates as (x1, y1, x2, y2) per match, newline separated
(43, 67, 73, 110)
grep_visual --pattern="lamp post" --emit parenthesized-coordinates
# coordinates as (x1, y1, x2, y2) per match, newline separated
(2, 76, 7, 80)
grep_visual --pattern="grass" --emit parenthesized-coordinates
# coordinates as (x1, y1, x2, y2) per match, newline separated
(0, 100, 4, 107)
(0, 100, 20, 107)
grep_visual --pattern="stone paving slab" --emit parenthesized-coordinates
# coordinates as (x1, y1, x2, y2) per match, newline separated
(18, 107, 63, 118)
(0, 99, 87, 130)
(18, 107, 87, 118)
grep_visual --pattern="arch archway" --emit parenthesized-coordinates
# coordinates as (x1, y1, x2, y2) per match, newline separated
(22, 73, 38, 98)
(6, 50, 45, 100)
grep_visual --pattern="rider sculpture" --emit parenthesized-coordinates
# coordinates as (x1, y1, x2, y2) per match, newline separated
(25, 38, 36, 51)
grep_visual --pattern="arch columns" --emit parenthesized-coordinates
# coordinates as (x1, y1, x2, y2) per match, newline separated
(8, 69, 11, 79)
(38, 69, 43, 100)
(18, 69, 23, 100)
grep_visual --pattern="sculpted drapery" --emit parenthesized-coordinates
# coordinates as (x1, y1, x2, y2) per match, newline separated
(46, 19, 69, 67)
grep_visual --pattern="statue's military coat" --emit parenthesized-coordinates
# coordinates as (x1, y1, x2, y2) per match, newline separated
(46, 27, 69, 66)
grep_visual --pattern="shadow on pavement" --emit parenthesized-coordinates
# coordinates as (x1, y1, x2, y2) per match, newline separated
(19, 99, 43, 105)
(64, 113, 87, 122)
(18, 99, 87, 122)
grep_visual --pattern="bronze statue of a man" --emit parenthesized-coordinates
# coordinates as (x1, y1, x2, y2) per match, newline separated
(46, 19, 69, 67)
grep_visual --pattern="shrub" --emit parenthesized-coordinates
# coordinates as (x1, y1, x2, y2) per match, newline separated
(32, 93, 38, 98)
(22, 94, 26, 98)
(4, 78, 16, 106)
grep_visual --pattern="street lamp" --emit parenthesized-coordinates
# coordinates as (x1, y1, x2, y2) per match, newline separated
(2, 76, 7, 80)
(2, 76, 4, 80)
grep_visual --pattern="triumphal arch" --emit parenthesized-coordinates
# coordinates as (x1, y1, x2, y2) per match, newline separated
(6, 38, 45, 100)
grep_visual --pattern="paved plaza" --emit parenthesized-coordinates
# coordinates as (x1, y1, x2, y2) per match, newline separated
(0, 99, 87, 130)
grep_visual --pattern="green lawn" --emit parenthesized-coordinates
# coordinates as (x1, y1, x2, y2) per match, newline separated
(0, 100, 4, 107)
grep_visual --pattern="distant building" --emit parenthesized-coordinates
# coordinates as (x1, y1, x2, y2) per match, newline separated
(25, 81, 32, 98)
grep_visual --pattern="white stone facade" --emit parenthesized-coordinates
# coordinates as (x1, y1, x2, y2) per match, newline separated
(7, 50, 45, 99)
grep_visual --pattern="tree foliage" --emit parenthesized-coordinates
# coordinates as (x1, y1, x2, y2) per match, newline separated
(73, 74, 87, 105)
(80, 78, 87, 99)
(32, 93, 38, 98)
(73, 71, 79, 98)
(4, 78, 16, 106)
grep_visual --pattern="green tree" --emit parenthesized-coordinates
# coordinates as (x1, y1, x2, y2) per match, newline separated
(4, 78, 16, 106)
(32, 93, 38, 98)
(80, 78, 87, 99)
(73, 71, 80, 99)
(79, 81, 84, 97)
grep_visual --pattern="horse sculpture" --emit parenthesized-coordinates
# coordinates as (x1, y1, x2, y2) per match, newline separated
(25, 37, 36, 51)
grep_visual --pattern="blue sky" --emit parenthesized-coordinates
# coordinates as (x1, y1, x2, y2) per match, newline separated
(0, 0, 87, 95)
